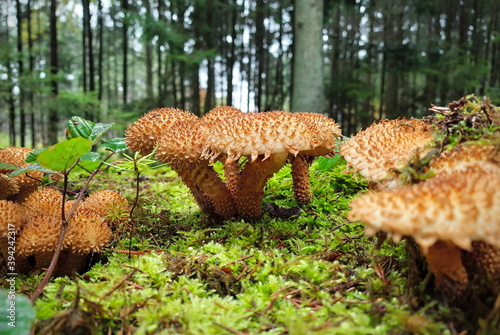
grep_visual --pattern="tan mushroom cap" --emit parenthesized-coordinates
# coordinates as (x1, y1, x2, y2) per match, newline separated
(0, 147, 43, 189)
(348, 166, 500, 251)
(430, 143, 499, 175)
(125, 108, 198, 155)
(0, 174, 20, 200)
(341, 118, 434, 181)
(22, 187, 64, 217)
(78, 190, 130, 227)
(0, 200, 24, 237)
(201, 106, 244, 124)
(294, 112, 342, 156)
(16, 215, 63, 257)
(156, 119, 207, 164)
(201, 111, 318, 163)
(65, 212, 111, 254)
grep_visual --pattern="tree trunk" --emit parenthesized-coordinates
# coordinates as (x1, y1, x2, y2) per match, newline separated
(16, 0, 25, 146)
(48, 0, 59, 144)
(82, 0, 88, 92)
(144, 0, 154, 100)
(121, 0, 128, 105)
(27, 0, 36, 147)
(291, 0, 325, 113)
(97, 0, 103, 101)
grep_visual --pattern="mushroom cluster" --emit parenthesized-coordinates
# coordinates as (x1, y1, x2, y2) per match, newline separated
(125, 107, 341, 221)
(0, 187, 129, 275)
(343, 96, 500, 302)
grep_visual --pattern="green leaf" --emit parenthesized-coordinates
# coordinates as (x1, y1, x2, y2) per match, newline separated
(0, 288, 36, 335)
(37, 138, 93, 171)
(8, 163, 57, 177)
(0, 162, 20, 170)
(317, 155, 345, 171)
(66, 116, 113, 142)
(25, 148, 47, 163)
(101, 137, 127, 152)
(73, 151, 102, 172)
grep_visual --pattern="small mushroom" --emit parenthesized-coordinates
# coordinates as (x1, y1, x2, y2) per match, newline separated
(348, 166, 500, 300)
(78, 190, 130, 227)
(0, 174, 20, 200)
(341, 118, 434, 189)
(125, 107, 198, 155)
(202, 111, 337, 220)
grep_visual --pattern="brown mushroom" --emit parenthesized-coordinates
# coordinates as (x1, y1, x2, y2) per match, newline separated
(77, 190, 130, 227)
(348, 166, 500, 300)
(0, 174, 20, 200)
(125, 107, 198, 155)
(0, 200, 29, 272)
(201, 111, 335, 220)
(340, 118, 434, 189)
(155, 119, 236, 221)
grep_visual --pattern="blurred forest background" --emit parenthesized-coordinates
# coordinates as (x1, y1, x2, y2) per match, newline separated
(0, 0, 499, 147)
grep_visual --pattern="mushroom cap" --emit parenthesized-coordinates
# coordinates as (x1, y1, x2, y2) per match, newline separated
(78, 190, 130, 227)
(341, 118, 434, 181)
(201, 111, 321, 163)
(0, 174, 20, 200)
(155, 119, 208, 165)
(65, 212, 112, 254)
(348, 166, 500, 251)
(430, 143, 499, 175)
(294, 112, 342, 156)
(201, 106, 244, 124)
(16, 215, 63, 256)
(22, 187, 64, 217)
(0, 147, 43, 189)
(0, 200, 24, 237)
(125, 108, 198, 155)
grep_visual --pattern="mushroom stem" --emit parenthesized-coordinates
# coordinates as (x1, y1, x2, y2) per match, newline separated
(236, 152, 288, 221)
(424, 241, 469, 301)
(291, 156, 313, 205)
(174, 162, 236, 221)
(223, 159, 241, 198)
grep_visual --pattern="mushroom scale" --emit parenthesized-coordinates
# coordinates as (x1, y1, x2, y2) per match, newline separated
(341, 118, 434, 184)
(78, 189, 130, 227)
(125, 107, 198, 155)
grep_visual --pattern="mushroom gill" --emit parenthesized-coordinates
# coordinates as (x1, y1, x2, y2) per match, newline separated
(340, 118, 434, 189)
(348, 166, 500, 301)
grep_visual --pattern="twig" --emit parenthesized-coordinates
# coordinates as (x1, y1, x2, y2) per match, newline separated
(100, 271, 137, 301)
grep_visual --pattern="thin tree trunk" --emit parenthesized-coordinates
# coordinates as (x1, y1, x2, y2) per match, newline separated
(121, 0, 128, 105)
(16, 0, 25, 146)
(226, 0, 237, 107)
(48, 0, 59, 144)
(97, 0, 104, 101)
(144, 0, 153, 100)
(27, 0, 36, 147)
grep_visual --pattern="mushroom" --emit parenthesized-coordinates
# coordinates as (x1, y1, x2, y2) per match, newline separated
(155, 118, 236, 221)
(340, 118, 434, 190)
(0, 174, 20, 200)
(291, 112, 342, 205)
(125, 107, 199, 155)
(77, 189, 130, 227)
(348, 166, 500, 300)
(201, 110, 338, 220)
(0, 147, 44, 201)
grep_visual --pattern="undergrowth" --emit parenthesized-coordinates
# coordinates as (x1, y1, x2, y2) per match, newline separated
(3, 155, 473, 335)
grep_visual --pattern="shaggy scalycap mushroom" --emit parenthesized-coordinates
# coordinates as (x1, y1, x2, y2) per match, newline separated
(125, 107, 198, 155)
(155, 119, 236, 221)
(201, 111, 341, 220)
(348, 166, 500, 299)
(78, 190, 130, 227)
(0, 174, 20, 200)
(341, 118, 434, 186)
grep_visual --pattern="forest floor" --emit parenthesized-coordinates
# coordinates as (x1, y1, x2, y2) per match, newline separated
(1, 155, 499, 334)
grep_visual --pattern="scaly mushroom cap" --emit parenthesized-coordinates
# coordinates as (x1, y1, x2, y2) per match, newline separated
(348, 166, 500, 251)
(341, 118, 434, 181)
(201, 106, 244, 124)
(0, 200, 24, 237)
(22, 187, 64, 217)
(0, 174, 20, 200)
(65, 213, 111, 254)
(294, 112, 342, 156)
(125, 108, 198, 155)
(16, 215, 63, 257)
(156, 119, 207, 165)
(201, 111, 318, 163)
(430, 143, 499, 175)
(78, 190, 130, 227)
(0, 147, 43, 190)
